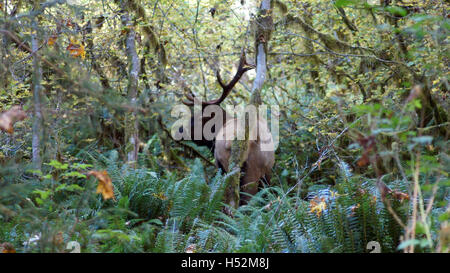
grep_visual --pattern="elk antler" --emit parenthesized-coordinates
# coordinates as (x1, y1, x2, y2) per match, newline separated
(183, 50, 255, 106)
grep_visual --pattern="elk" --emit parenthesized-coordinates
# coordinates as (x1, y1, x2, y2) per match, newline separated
(179, 52, 275, 206)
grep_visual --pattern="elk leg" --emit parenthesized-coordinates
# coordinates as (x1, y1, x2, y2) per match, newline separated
(239, 162, 261, 206)
(239, 181, 258, 206)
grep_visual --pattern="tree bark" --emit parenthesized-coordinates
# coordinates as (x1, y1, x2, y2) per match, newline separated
(122, 13, 141, 166)
(31, 19, 43, 170)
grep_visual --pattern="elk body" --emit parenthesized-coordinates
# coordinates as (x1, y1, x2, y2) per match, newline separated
(180, 53, 275, 205)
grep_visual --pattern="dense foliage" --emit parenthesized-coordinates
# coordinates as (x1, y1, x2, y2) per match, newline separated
(0, 0, 448, 253)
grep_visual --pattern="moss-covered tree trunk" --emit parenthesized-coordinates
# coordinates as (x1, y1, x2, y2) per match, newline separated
(225, 0, 273, 209)
(31, 15, 43, 170)
(121, 12, 141, 166)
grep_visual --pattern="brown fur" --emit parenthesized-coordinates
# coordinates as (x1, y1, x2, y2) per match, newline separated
(215, 118, 275, 204)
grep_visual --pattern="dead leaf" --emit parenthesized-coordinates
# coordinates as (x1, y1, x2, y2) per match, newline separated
(263, 200, 273, 211)
(0, 243, 16, 253)
(357, 152, 370, 167)
(66, 38, 86, 59)
(53, 231, 64, 246)
(121, 26, 133, 35)
(356, 188, 367, 195)
(65, 19, 74, 27)
(263, 197, 281, 211)
(309, 197, 327, 217)
(0, 106, 27, 134)
(152, 192, 168, 200)
(392, 190, 409, 202)
(87, 170, 115, 200)
(349, 204, 361, 217)
(351, 204, 360, 212)
(376, 179, 392, 202)
(48, 35, 58, 46)
(185, 244, 196, 253)
(357, 135, 376, 167)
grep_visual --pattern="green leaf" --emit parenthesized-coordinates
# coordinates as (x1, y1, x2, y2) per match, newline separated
(33, 189, 51, 205)
(385, 6, 407, 17)
(55, 184, 67, 191)
(335, 0, 358, 8)
(43, 174, 52, 179)
(65, 184, 84, 191)
(55, 183, 83, 192)
(438, 212, 449, 222)
(63, 171, 87, 178)
(27, 169, 43, 176)
(46, 160, 69, 170)
(415, 223, 426, 235)
(118, 196, 130, 209)
(72, 163, 93, 170)
(148, 219, 163, 226)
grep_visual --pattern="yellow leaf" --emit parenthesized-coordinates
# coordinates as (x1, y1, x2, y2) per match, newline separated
(309, 197, 327, 217)
(66, 39, 86, 59)
(152, 192, 168, 200)
(48, 35, 58, 46)
(87, 170, 115, 200)
(330, 190, 340, 199)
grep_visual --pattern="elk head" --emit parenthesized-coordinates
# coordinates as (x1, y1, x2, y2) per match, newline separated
(178, 51, 255, 150)
(178, 52, 275, 206)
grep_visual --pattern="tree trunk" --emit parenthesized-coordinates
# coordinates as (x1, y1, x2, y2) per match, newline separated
(225, 0, 272, 209)
(121, 13, 141, 166)
(31, 19, 43, 170)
